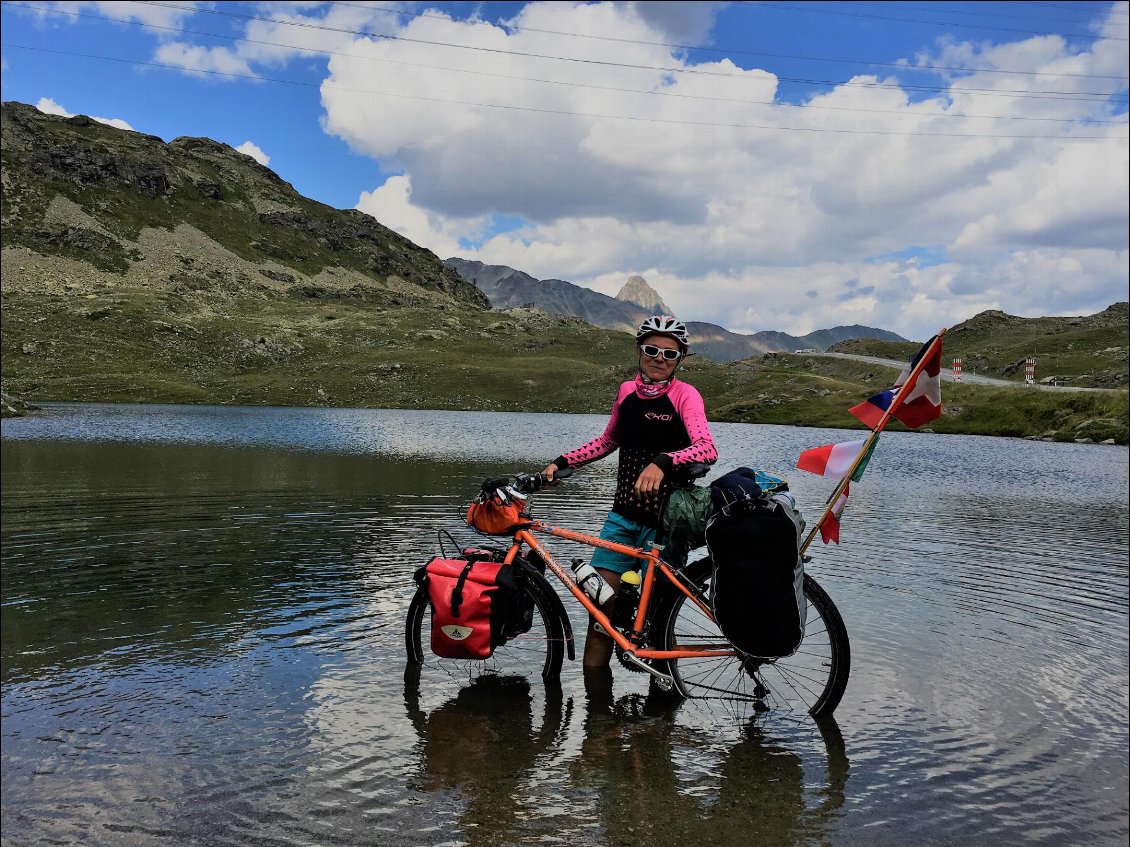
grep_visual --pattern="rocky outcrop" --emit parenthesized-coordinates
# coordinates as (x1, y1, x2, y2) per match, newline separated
(1, 390, 29, 417)
(616, 275, 671, 315)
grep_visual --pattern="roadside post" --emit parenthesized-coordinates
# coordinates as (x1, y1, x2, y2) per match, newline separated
(1025, 357, 1036, 386)
(953, 358, 962, 382)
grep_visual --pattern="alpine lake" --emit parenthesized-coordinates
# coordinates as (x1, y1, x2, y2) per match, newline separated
(2, 403, 1127, 847)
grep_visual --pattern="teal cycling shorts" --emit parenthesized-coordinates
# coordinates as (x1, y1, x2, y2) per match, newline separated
(589, 511, 685, 575)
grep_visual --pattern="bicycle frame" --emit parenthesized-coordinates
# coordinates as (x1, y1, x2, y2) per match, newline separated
(502, 520, 741, 663)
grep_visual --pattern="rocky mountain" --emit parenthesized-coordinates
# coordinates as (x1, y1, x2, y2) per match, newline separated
(616, 275, 671, 314)
(0, 100, 487, 309)
(445, 258, 907, 361)
(443, 258, 651, 332)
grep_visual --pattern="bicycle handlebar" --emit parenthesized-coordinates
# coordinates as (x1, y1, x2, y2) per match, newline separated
(479, 461, 709, 500)
(479, 467, 574, 499)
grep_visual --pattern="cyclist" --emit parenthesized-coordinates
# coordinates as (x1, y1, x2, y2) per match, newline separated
(543, 315, 717, 669)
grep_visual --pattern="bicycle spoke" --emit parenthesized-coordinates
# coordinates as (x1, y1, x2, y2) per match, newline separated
(663, 567, 850, 716)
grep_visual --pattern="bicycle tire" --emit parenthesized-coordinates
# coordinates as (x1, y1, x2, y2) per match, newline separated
(405, 566, 567, 681)
(659, 559, 850, 717)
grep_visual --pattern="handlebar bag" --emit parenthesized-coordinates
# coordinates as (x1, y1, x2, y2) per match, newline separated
(465, 494, 532, 536)
(706, 468, 807, 659)
(421, 557, 520, 659)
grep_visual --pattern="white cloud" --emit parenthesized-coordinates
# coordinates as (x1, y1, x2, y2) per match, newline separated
(235, 141, 271, 166)
(315, 1, 1128, 339)
(145, 2, 405, 79)
(92, 0, 198, 28)
(124, 0, 1128, 339)
(35, 97, 134, 131)
(355, 175, 488, 261)
(28, 1, 200, 28)
(153, 42, 257, 78)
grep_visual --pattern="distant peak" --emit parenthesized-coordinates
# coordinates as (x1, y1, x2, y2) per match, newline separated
(616, 275, 672, 316)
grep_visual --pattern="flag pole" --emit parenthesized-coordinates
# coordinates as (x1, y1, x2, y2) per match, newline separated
(799, 329, 947, 554)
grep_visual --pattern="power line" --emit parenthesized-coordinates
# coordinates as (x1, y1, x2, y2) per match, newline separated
(131, 1, 1127, 101)
(1009, 1, 1128, 17)
(738, 1, 1130, 42)
(327, 0, 1129, 81)
(809, 0, 1129, 27)
(5, 42, 1125, 142)
(10, 2, 1122, 125)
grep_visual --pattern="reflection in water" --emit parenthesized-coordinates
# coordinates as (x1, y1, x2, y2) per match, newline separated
(569, 669, 850, 847)
(404, 671, 570, 846)
(2, 405, 1127, 846)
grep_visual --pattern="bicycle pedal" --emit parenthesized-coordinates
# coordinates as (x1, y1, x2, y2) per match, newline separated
(618, 651, 675, 691)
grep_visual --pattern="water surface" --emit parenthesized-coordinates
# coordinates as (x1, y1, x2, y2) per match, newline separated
(3, 403, 1127, 846)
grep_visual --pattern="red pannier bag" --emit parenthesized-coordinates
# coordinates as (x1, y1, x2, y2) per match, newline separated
(423, 557, 520, 659)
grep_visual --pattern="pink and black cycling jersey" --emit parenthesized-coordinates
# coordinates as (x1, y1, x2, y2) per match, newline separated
(554, 376, 717, 528)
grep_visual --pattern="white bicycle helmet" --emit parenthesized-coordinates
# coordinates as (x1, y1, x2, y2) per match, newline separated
(636, 314, 689, 350)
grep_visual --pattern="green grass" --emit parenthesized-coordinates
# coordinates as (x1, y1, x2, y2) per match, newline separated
(4, 290, 1126, 443)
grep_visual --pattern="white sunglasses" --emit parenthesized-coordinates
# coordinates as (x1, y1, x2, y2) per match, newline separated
(639, 344, 683, 361)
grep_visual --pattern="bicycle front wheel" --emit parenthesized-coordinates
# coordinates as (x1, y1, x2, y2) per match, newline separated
(405, 568, 566, 682)
(661, 563, 850, 717)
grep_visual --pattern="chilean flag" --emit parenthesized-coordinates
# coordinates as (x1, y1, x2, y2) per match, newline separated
(849, 335, 943, 430)
(797, 439, 872, 480)
(820, 484, 849, 544)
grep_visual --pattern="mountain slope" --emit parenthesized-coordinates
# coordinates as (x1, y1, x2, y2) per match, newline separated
(0, 100, 487, 309)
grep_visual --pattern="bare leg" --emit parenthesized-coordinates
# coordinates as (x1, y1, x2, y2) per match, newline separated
(582, 664, 614, 709)
(581, 569, 621, 668)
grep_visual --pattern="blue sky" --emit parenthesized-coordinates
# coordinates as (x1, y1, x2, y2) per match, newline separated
(2, 1, 1127, 340)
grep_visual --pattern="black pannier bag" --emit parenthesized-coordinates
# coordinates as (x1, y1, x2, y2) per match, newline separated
(706, 468, 807, 659)
(415, 555, 521, 659)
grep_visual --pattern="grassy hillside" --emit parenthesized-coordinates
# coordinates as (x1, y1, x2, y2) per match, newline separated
(833, 304, 1129, 389)
(698, 354, 1127, 444)
(1, 290, 629, 412)
(3, 288, 1126, 443)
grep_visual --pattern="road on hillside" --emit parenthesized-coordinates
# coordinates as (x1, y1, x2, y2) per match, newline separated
(810, 351, 1105, 393)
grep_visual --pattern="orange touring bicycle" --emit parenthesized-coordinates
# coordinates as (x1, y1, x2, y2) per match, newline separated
(405, 468, 851, 717)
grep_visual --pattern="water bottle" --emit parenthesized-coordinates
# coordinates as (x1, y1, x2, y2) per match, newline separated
(611, 569, 642, 630)
(571, 559, 614, 605)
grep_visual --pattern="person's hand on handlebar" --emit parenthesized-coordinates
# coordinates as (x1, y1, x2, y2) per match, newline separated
(542, 462, 560, 483)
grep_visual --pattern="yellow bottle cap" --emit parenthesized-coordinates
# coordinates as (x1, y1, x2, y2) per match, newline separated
(620, 569, 642, 586)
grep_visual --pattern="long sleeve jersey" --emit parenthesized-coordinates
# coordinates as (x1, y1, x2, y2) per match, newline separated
(554, 376, 717, 528)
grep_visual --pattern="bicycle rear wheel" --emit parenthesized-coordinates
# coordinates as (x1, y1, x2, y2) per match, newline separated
(660, 561, 850, 717)
(405, 567, 566, 681)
